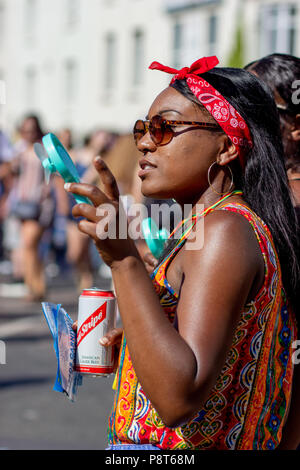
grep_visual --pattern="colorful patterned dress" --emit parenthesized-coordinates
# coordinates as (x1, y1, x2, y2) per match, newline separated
(108, 203, 297, 450)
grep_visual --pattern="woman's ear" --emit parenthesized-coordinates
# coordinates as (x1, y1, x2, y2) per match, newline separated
(217, 135, 239, 166)
(291, 114, 300, 142)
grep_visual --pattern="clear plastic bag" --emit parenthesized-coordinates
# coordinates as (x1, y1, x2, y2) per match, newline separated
(42, 302, 82, 402)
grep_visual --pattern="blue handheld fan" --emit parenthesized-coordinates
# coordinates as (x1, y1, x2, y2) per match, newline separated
(34, 133, 92, 205)
(142, 217, 169, 259)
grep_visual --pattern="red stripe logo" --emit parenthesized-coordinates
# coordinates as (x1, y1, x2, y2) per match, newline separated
(77, 302, 107, 347)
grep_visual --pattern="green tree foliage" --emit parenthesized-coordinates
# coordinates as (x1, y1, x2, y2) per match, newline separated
(227, 21, 244, 68)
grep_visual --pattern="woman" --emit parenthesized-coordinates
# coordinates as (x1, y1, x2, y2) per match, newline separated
(9, 115, 56, 301)
(66, 57, 299, 450)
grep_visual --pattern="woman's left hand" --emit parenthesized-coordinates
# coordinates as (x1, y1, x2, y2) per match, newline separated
(65, 156, 139, 268)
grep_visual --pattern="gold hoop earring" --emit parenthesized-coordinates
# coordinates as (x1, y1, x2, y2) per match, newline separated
(207, 161, 234, 196)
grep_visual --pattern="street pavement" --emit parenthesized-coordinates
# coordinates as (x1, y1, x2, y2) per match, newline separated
(0, 269, 117, 450)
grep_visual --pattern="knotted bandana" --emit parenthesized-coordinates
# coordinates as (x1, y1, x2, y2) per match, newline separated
(149, 57, 253, 168)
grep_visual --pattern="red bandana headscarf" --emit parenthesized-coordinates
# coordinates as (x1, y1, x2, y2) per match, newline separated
(149, 56, 253, 169)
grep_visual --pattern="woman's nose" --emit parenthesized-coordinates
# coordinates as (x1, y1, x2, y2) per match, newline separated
(136, 132, 157, 153)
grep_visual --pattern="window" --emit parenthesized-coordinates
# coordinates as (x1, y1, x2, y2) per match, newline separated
(173, 21, 183, 68)
(66, 0, 80, 28)
(185, 15, 202, 65)
(172, 14, 203, 68)
(289, 5, 297, 55)
(0, 1, 5, 45)
(104, 0, 116, 6)
(64, 60, 77, 105)
(260, 3, 297, 56)
(104, 33, 117, 91)
(132, 30, 144, 87)
(24, 0, 37, 39)
(25, 67, 37, 108)
(208, 14, 217, 55)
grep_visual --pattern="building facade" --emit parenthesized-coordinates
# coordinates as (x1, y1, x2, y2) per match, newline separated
(0, 0, 299, 139)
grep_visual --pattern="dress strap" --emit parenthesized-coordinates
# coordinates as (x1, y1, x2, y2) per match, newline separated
(157, 190, 243, 270)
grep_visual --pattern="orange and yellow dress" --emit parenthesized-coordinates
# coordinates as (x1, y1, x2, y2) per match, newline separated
(108, 203, 297, 450)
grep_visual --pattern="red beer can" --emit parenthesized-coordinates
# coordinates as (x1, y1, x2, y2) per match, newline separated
(75, 288, 116, 376)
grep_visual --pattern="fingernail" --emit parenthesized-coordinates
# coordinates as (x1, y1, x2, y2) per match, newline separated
(99, 337, 108, 346)
(94, 156, 103, 165)
(64, 183, 71, 190)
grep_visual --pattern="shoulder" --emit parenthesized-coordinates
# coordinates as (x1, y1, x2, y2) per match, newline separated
(182, 206, 263, 276)
(186, 205, 259, 248)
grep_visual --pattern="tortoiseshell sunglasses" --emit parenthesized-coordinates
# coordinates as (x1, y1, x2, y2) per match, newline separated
(133, 114, 222, 146)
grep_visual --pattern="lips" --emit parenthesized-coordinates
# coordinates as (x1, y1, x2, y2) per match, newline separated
(138, 158, 157, 177)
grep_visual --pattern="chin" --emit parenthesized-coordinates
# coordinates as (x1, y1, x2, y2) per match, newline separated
(141, 184, 173, 200)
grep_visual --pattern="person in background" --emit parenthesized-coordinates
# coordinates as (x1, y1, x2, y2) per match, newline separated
(245, 53, 300, 451)
(8, 115, 56, 301)
(287, 155, 300, 208)
(76, 129, 117, 185)
(245, 54, 300, 211)
(61, 128, 117, 290)
(0, 130, 14, 261)
(47, 128, 73, 276)
(56, 128, 94, 291)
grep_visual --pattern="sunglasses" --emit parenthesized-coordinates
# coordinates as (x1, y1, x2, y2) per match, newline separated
(133, 114, 222, 146)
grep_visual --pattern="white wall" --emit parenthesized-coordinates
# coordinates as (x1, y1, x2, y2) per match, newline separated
(0, 0, 172, 139)
(0, 0, 299, 142)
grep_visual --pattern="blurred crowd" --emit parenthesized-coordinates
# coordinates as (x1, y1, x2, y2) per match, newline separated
(0, 116, 144, 301)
